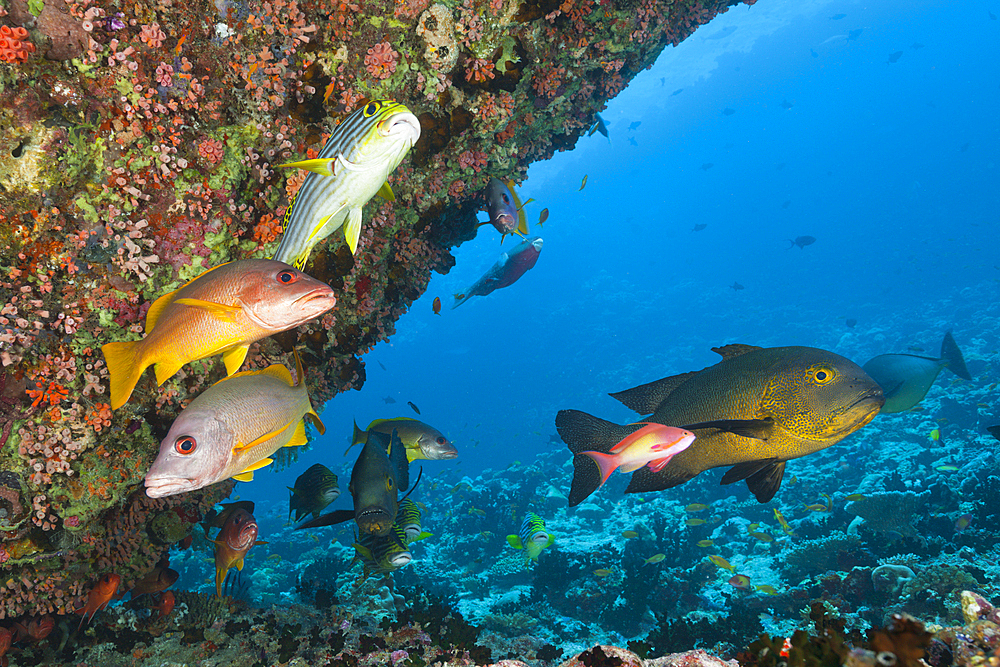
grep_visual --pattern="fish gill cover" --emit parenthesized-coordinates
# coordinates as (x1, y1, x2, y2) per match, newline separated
(1, 0, 999, 664)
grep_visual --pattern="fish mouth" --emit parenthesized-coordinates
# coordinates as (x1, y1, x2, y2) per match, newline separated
(293, 286, 337, 313)
(357, 507, 392, 535)
(531, 238, 544, 251)
(428, 445, 458, 460)
(828, 388, 885, 437)
(144, 476, 197, 499)
(379, 111, 421, 145)
(388, 552, 413, 568)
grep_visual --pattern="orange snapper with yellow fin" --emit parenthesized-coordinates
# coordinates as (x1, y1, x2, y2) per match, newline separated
(101, 259, 336, 410)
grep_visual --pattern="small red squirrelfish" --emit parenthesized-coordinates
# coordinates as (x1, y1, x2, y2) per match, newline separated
(129, 566, 179, 598)
(0, 627, 11, 667)
(579, 423, 696, 488)
(144, 351, 325, 498)
(79, 573, 120, 629)
(212, 508, 266, 597)
(102, 259, 336, 410)
(152, 591, 175, 619)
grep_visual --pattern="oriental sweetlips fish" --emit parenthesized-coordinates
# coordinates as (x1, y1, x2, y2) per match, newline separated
(209, 507, 266, 597)
(397, 498, 433, 542)
(482, 177, 530, 240)
(350, 417, 457, 462)
(862, 331, 972, 413)
(288, 463, 341, 522)
(557, 344, 884, 504)
(453, 236, 543, 309)
(272, 100, 420, 266)
(296, 429, 412, 538)
(571, 423, 696, 505)
(101, 260, 336, 410)
(506, 512, 554, 563)
(145, 350, 325, 498)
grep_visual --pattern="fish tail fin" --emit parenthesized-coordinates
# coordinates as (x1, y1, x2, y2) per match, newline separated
(940, 331, 972, 380)
(101, 340, 146, 410)
(556, 409, 641, 506)
(452, 293, 468, 309)
(351, 419, 366, 447)
(580, 451, 618, 488)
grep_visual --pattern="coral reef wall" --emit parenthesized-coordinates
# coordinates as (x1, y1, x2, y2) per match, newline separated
(0, 0, 754, 620)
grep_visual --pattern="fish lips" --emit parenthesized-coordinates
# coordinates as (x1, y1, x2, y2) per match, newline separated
(356, 507, 394, 536)
(387, 551, 413, 568)
(834, 387, 885, 434)
(288, 286, 337, 321)
(144, 475, 200, 499)
(378, 111, 421, 145)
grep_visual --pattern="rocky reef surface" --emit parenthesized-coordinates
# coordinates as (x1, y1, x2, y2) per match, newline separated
(0, 0, 753, 643)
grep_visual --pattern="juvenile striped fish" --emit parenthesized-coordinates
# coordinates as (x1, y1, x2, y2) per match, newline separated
(273, 100, 420, 267)
(145, 351, 325, 498)
(101, 259, 336, 410)
(506, 511, 554, 563)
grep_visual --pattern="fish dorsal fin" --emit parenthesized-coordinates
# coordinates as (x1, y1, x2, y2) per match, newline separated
(260, 361, 295, 386)
(712, 344, 762, 360)
(376, 181, 395, 202)
(307, 411, 326, 435)
(387, 428, 410, 491)
(234, 421, 293, 452)
(609, 372, 699, 415)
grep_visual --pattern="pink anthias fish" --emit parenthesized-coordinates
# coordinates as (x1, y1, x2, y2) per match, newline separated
(578, 423, 696, 492)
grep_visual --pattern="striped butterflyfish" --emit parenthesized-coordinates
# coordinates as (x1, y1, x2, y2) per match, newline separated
(273, 100, 420, 267)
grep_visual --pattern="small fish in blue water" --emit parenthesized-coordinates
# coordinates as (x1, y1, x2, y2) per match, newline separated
(629, 137, 638, 147)
(408, 401, 421, 415)
(383, 396, 396, 404)
(848, 29, 863, 41)
(701, 163, 714, 171)
(453, 237, 543, 309)
(692, 224, 707, 232)
(671, 88, 683, 96)
(780, 99, 794, 110)
(730, 282, 744, 291)
(628, 121, 641, 131)
(788, 235, 816, 249)
(722, 108, 736, 116)
(588, 113, 610, 141)
(888, 51, 904, 64)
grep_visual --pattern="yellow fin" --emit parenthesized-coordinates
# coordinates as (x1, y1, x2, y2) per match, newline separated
(260, 361, 294, 386)
(235, 422, 292, 452)
(280, 158, 335, 177)
(173, 298, 242, 323)
(101, 341, 144, 410)
(222, 345, 250, 376)
(232, 458, 274, 482)
(235, 557, 245, 571)
(153, 356, 187, 387)
(146, 289, 178, 332)
(286, 420, 307, 447)
(345, 208, 362, 254)
(376, 181, 395, 202)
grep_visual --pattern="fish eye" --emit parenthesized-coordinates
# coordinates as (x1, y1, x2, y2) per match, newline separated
(501, 193, 510, 204)
(277, 270, 298, 284)
(436, 437, 446, 444)
(364, 101, 380, 117)
(175, 436, 197, 455)
(811, 366, 836, 384)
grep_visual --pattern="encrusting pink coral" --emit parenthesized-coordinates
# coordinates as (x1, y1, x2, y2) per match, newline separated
(365, 41, 399, 80)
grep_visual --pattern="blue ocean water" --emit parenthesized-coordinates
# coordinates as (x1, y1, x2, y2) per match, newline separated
(174, 0, 998, 654)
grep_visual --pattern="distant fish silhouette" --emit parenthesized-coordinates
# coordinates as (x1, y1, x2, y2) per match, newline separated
(706, 26, 737, 39)
(722, 108, 736, 116)
(701, 163, 714, 171)
(810, 48, 819, 58)
(692, 224, 707, 232)
(628, 137, 637, 147)
(671, 88, 684, 96)
(845, 318, 857, 328)
(383, 396, 396, 404)
(990, 11, 997, 20)
(788, 236, 816, 249)
(408, 401, 421, 415)
(661, 78, 665, 86)
(829, 13, 846, 19)
(781, 200, 792, 209)
(378, 361, 387, 371)
(780, 99, 794, 110)
(628, 121, 641, 131)
(730, 282, 744, 291)
(911, 42, 925, 49)
(848, 29, 863, 41)
(887, 51, 904, 64)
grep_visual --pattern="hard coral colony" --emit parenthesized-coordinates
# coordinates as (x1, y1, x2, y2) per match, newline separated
(0, 0, 767, 660)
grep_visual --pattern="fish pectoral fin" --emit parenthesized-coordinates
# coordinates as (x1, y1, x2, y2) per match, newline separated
(231, 457, 275, 482)
(680, 418, 774, 441)
(235, 558, 245, 571)
(235, 421, 293, 452)
(344, 208, 363, 254)
(506, 535, 524, 549)
(173, 297, 243, 323)
(725, 460, 787, 503)
(376, 181, 396, 202)
(280, 157, 336, 177)
(881, 380, 905, 400)
(295, 509, 355, 530)
(306, 410, 326, 435)
(222, 345, 250, 376)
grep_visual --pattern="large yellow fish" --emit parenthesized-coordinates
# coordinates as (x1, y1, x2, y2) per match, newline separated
(272, 100, 420, 266)
(557, 344, 884, 505)
(144, 350, 325, 498)
(102, 259, 336, 410)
